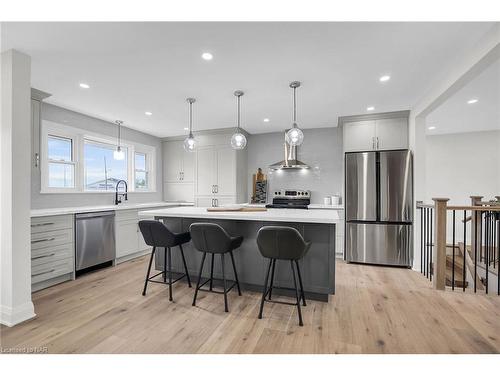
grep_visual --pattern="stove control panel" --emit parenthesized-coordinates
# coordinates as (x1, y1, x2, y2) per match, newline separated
(273, 189, 311, 199)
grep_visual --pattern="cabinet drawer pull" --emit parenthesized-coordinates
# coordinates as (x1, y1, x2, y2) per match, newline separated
(32, 269, 55, 277)
(31, 222, 55, 227)
(31, 237, 56, 244)
(32, 253, 56, 260)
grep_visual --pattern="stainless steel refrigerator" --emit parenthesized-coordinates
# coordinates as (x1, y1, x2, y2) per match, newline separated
(345, 150, 413, 267)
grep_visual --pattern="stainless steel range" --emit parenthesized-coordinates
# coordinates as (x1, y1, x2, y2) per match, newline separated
(265, 189, 311, 209)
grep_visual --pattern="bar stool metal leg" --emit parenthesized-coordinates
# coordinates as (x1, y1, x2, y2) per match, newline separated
(168, 247, 173, 301)
(179, 244, 192, 287)
(258, 258, 273, 319)
(163, 248, 167, 283)
(192, 252, 207, 306)
(295, 260, 307, 306)
(209, 253, 215, 291)
(268, 259, 276, 300)
(142, 246, 156, 296)
(229, 251, 242, 296)
(221, 253, 229, 312)
(290, 260, 303, 326)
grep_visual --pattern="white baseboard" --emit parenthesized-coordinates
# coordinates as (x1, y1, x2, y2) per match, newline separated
(0, 301, 35, 327)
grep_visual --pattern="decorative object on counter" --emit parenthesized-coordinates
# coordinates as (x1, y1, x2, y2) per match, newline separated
(251, 168, 267, 203)
(113, 120, 125, 160)
(323, 197, 331, 206)
(183, 98, 197, 152)
(285, 81, 304, 146)
(230, 90, 247, 150)
(331, 195, 341, 206)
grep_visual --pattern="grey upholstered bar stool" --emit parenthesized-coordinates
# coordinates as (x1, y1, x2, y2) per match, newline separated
(138, 220, 192, 302)
(189, 223, 243, 312)
(256, 226, 311, 326)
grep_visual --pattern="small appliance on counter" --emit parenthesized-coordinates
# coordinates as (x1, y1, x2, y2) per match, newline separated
(265, 189, 311, 209)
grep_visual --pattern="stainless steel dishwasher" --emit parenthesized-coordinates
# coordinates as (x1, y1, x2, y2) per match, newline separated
(75, 211, 116, 273)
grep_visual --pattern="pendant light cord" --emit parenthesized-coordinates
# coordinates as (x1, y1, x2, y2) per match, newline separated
(293, 86, 297, 125)
(237, 94, 241, 131)
(189, 101, 193, 136)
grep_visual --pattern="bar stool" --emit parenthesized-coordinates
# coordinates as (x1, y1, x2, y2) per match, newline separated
(256, 226, 311, 326)
(138, 220, 192, 301)
(189, 223, 243, 312)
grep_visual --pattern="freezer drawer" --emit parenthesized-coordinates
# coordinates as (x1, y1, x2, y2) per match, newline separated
(345, 152, 377, 221)
(346, 222, 412, 267)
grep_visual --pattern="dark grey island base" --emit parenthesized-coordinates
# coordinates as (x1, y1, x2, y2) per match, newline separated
(152, 217, 336, 302)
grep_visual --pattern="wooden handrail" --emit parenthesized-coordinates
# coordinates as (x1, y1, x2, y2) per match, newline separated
(416, 202, 434, 209)
(447, 205, 500, 211)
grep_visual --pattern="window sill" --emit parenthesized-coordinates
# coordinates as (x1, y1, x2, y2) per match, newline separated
(40, 190, 157, 194)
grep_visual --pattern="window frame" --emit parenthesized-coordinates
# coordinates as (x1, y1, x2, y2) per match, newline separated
(41, 120, 156, 194)
(134, 151, 149, 190)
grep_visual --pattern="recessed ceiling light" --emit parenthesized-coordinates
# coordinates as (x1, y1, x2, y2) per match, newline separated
(366, 106, 375, 111)
(79, 83, 90, 89)
(467, 99, 478, 104)
(145, 111, 152, 116)
(379, 75, 391, 82)
(201, 52, 213, 61)
(263, 118, 270, 122)
(428, 126, 436, 130)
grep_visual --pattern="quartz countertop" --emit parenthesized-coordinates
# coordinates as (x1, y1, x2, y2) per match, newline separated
(30, 201, 194, 218)
(139, 206, 341, 224)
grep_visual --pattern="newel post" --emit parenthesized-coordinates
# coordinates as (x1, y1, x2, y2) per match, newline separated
(432, 198, 449, 290)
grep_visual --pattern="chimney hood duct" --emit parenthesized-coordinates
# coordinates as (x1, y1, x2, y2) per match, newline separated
(268, 131, 310, 170)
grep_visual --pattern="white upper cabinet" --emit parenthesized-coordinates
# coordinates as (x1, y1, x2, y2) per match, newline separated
(196, 146, 216, 196)
(196, 145, 236, 197)
(343, 120, 376, 152)
(163, 140, 195, 182)
(343, 116, 408, 152)
(374, 118, 408, 150)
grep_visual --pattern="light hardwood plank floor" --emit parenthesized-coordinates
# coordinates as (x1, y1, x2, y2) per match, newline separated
(1, 256, 499, 354)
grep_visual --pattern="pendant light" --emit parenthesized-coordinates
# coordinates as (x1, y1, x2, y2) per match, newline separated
(113, 120, 125, 160)
(230, 90, 247, 150)
(285, 81, 304, 146)
(183, 98, 197, 152)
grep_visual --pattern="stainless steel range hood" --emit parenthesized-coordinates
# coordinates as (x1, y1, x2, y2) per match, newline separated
(269, 131, 310, 170)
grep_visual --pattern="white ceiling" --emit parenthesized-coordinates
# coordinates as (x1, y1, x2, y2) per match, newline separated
(1, 22, 495, 138)
(427, 58, 500, 135)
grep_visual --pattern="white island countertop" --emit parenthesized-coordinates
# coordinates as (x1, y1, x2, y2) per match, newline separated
(139, 206, 341, 224)
(31, 201, 194, 218)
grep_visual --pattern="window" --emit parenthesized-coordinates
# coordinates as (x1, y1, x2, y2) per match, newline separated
(47, 135, 75, 188)
(41, 121, 155, 193)
(134, 152, 148, 190)
(84, 140, 128, 191)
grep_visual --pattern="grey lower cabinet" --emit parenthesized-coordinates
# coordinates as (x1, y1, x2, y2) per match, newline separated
(154, 218, 336, 301)
(31, 214, 75, 292)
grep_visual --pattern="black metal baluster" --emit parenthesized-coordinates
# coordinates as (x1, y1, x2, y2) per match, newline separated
(430, 208, 433, 281)
(474, 211, 478, 293)
(485, 211, 489, 294)
(426, 207, 429, 278)
(452, 210, 456, 290)
(497, 219, 499, 295)
(420, 207, 424, 274)
(463, 210, 467, 292)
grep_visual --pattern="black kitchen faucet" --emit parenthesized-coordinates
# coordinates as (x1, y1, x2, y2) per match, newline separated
(115, 179, 128, 205)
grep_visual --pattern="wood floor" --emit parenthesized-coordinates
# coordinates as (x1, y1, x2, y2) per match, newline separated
(1, 256, 499, 354)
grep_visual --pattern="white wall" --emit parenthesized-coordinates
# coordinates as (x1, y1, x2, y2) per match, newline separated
(425, 130, 500, 205)
(247, 127, 343, 204)
(1, 50, 35, 326)
(31, 103, 164, 209)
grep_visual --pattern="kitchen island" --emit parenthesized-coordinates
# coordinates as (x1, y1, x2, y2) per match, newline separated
(138, 207, 340, 301)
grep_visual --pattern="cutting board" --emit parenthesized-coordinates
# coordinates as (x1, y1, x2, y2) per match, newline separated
(206, 207, 268, 212)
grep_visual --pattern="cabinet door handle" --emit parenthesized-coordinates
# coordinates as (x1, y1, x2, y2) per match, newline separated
(376, 137, 379, 149)
(32, 269, 55, 277)
(31, 222, 55, 227)
(32, 253, 56, 260)
(214, 185, 218, 193)
(215, 198, 218, 207)
(372, 137, 375, 150)
(31, 237, 56, 244)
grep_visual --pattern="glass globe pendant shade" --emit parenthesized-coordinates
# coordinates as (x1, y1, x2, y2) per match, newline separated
(113, 146, 125, 160)
(183, 134, 196, 152)
(231, 132, 247, 150)
(286, 124, 304, 146)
